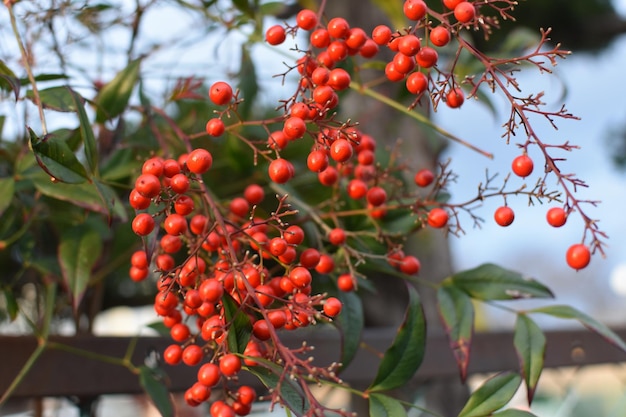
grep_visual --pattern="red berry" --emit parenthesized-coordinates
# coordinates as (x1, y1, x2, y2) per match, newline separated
(296, 9, 318, 30)
(186, 148, 213, 174)
(398, 34, 421, 56)
(403, 0, 427, 20)
(546, 207, 567, 227)
(427, 208, 449, 228)
(416, 46, 438, 68)
(566, 244, 591, 270)
(142, 157, 164, 177)
(454, 2, 476, 23)
(205, 118, 225, 137)
(511, 154, 534, 178)
(163, 213, 188, 235)
(268, 158, 294, 184)
(328, 228, 346, 245)
(135, 173, 161, 198)
(244, 184, 265, 205)
(330, 138, 354, 162)
(430, 26, 451, 47)
(399, 255, 421, 275)
(337, 274, 355, 292)
(170, 322, 191, 342)
(182, 344, 204, 366)
(129, 189, 151, 210)
(323, 297, 342, 317)
(198, 363, 221, 387)
(219, 353, 242, 376)
(310, 28, 331, 48)
(318, 166, 339, 186)
(283, 116, 307, 140)
(284, 225, 305, 245)
(414, 168, 434, 187)
(327, 68, 351, 91)
(494, 206, 515, 227)
(163, 344, 182, 365)
(443, 0, 465, 10)
(209, 81, 233, 106)
(366, 186, 387, 207)
(372, 25, 392, 46)
(265, 24, 286, 45)
(132, 213, 155, 236)
(327, 17, 350, 39)
(307, 149, 329, 172)
(446, 87, 465, 108)
(346, 28, 368, 50)
(406, 72, 428, 95)
(347, 179, 368, 199)
(170, 173, 190, 194)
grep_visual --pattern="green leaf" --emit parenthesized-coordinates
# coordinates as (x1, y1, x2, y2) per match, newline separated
(0, 60, 20, 101)
(28, 127, 89, 184)
(232, 0, 254, 17)
(58, 224, 103, 310)
(222, 293, 252, 354)
(514, 314, 545, 403)
(26, 86, 78, 112)
(0, 177, 15, 217)
(248, 366, 308, 415)
(458, 372, 522, 417)
(368, 285, 426, 392)
(95, 58, 141, 122)
(139, 365, 174, 417)
(32, 175, 126, 219)
(529, 305, 626, 353)
(368, 393, 408, 417)
(448, 263, 554, 301)
(146, 321, 170, 337)
(437, 285, 474, 381)
(237, 45, 258, 118)
(335, 289, 363, 370)
(492, 410, 539, 417)
(2, 289, 19, 321)
(68, 87, 98, 175)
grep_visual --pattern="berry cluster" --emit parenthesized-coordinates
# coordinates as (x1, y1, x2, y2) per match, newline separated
(127, 0, 603, 415)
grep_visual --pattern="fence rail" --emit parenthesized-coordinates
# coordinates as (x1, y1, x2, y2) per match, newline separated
(2, 327, 626, 399)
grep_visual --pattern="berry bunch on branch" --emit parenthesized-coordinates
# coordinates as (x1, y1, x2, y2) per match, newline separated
(0, 0, 620, 416)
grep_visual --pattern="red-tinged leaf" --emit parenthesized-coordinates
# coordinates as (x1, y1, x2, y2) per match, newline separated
(448, 263, 554, 301)
(437, 285, 475, 381)
(58, 224, 103, 311)
(493, 410, 539, 417)
(68, 87, 98, 175)
(335, 289, 363, 371)
(139, 365, 174, 417)
(529, 305, 626, 353)
(514, 314, 546, 404)
(368, 393, 408, 417)
(95, 58, 141, 122)
(28, 127, 89, 184)
(0, 60, 20, 101)
(458, 372, 522, 417)
(368, 285, 425, 392)
(0, 177, 15, 217)
(26, 86, 78, 112)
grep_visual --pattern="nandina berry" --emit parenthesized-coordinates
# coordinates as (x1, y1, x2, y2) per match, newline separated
(385, 62, 405, 82)
(296, 9, 317, 30)
(443, 0, 465, 10)
(219, 353, 242, 376)
(403, 0, 427, 21)
(164, 213, 188, 236)
(315, 254, 335, 274)
(299, 248, 321, 269)
(512, 154, 534, 178)
(129, 189, 151, 210)
(163, 344, 183, 365)
(328, 228, 346, 245)
(182, 344, 204, 366)
(265, 24, 286, 45)
(244, 183, 264, 205)
(205, 118, 225, 137)
(406, 71, 428, 94)
(398, 34, 421, 56)
(284, 225, 305, 245)
(289, 266, 312, 288)
(197, 363, 221, 387)
(330, 138, 354, 162)
(414, 168, 434, 187)
(132, 213, 155, 236)
(454, 2, 476, 23)
(170, 173, 190, 194)
(318, 166, 339, 186)
(174, 195, 194, 215)
(229, 197, 250, 218)
(392, 52, 416, 74)
(307, 149, 329, 172)
(209, 81, 233, 106)
(327, 68, 351, 91)
(237, 385, 257, 406)
(129, 266, 149, 282)
(142, 157, 164, 177)
(327, 17, 350, 39)
(186, 148, 213, 174)
(170, 322, 191, 342)
(189, 382, 211, 403)
(427, 208, 449, 228)
(135, 173, 161, 198)
(400, 255, 421, 275)
(268, 158, 293, 184)
(282, 116, 306, 140)
(346, 27, 367, 50)
(163, 159, 182, 177)
(160, 234, 183, 254)
(566, 244, 591, 270)
(430, 26, 451, 47)
(372, 25, 392, 46)
(310, 28, 331, 48)
(156, 254, 175, 271)
(366, 186, 387, 207)
(347, 178, 368, 199)
(446, 87, 465, 108)
(359, 39, 379, 58)
(337, 273, 355, 292)
(547, 207, 567, 227)
(416, 46, 438, 68)
(323, 297, 342, 317)
(494, 206, 515, 227)
(327, 40, 348, 62)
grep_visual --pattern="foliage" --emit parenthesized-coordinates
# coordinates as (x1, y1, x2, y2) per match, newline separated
(0, 0, 621, 416)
